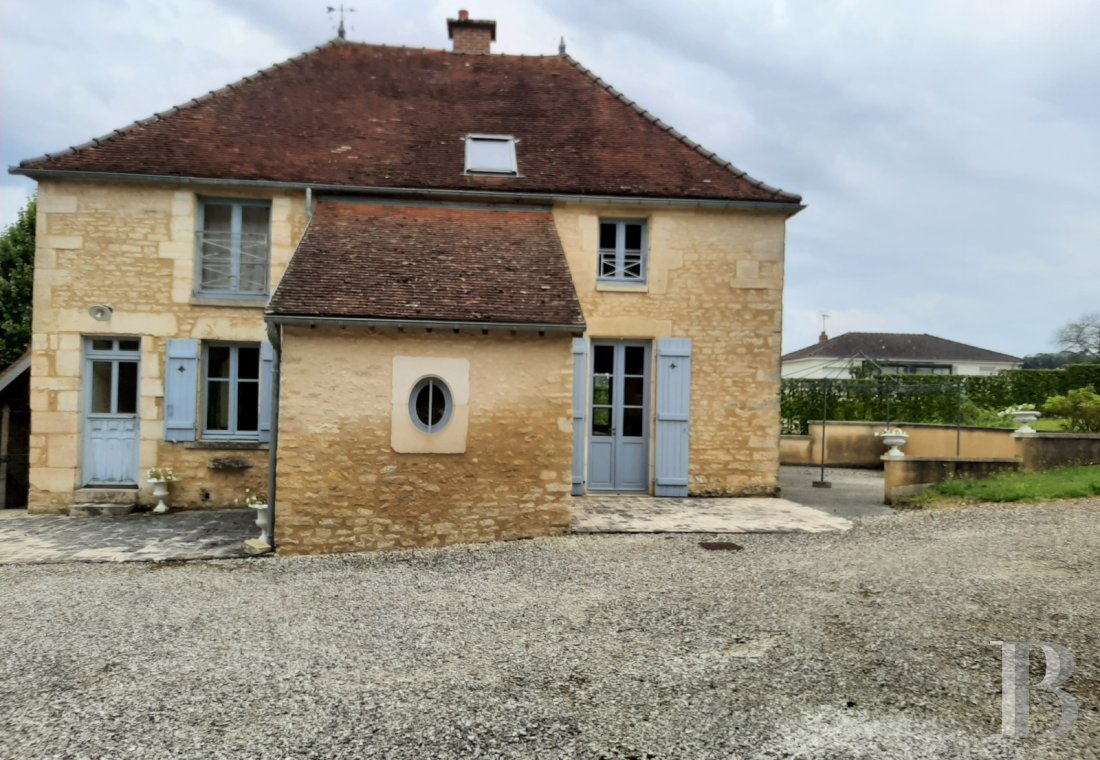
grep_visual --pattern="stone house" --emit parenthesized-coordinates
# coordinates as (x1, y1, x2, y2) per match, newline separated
(11, 12, 803, 554)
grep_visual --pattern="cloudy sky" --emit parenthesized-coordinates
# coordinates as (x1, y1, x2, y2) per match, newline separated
(1, 0, 1097, 357)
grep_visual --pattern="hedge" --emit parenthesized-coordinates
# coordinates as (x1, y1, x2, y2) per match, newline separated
(779, 365, 1100, 434)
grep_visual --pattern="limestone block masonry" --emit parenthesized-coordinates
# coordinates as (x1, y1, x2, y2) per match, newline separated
(554, 204, 787, 496)
(28, 179, 308, 512)
(275, 327, 574, 555)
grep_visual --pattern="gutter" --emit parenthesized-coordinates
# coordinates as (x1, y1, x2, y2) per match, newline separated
(264, 321, 282, 550)
(9, 168, 805, 216)
(265, 314, 586, 334)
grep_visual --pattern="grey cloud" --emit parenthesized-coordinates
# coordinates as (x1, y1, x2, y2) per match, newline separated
(2, 0, 1096, 357)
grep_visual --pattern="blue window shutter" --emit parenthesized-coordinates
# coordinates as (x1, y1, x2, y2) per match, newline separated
(258, 340, 274, 444)
(571, 337, 588, 496)
(655, 338, 692, 497)
(164, 339, 200, 442)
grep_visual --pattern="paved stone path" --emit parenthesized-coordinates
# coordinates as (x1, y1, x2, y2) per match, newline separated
(779, 465, 894, 520)
(2, 495, 850, 564)
(572, 494, 852, 534)
(0, 509, 256, 564)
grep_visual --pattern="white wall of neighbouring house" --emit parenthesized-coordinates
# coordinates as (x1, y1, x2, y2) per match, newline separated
(781, 357, 1021, 379)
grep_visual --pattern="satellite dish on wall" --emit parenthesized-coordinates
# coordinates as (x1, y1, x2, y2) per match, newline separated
(88, 304, 113, 322)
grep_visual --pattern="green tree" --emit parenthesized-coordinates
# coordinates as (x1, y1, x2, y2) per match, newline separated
(1022, 351, 1093, 369)
(0, 197, 35, 369)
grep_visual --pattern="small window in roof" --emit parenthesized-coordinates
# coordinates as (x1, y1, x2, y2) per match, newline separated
(465, 134, 518, 175)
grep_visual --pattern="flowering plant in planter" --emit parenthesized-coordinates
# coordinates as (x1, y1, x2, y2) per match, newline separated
(146, 467, 177, 514)
(1002, 403, 1041, 435)
(240, 488, 271, 544)
(146, 467, 178, 482)
(243, 488, 269, 507)
(875, 427, 908, 438)
(875, 426, 909, 459)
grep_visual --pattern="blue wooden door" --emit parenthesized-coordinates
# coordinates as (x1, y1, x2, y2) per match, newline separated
(588, 341, 650, 491)
(82, 338, 141, 486)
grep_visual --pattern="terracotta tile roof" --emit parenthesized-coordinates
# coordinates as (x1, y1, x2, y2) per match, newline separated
(267, 202, 585, 328)
(15, 41, 800, 204)
(782, 333, 1023, 364)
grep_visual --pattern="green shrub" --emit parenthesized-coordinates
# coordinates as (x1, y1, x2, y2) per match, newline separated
(959, 400, 1014, 428)
(1043, 386, 1100, 432)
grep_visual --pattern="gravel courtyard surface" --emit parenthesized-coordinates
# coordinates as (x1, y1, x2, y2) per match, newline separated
(2, 501, 1098, 759)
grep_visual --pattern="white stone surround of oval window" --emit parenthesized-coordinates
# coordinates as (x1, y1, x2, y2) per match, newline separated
(390, 356, 470, 454)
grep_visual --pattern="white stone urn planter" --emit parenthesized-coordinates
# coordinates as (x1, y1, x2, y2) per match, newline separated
(1007, 410, 1041, 435)
(877, 428, 909, 460)
(249, 503, 271, 544)
(145, 468, 177, 514)
(148, 480, 171, 514)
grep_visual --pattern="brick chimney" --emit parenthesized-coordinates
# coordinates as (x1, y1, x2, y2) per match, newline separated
(447, 9, 496, 54)
(819, 331, 829, 344)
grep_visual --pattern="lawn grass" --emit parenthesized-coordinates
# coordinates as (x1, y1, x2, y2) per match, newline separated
(915, 465, 1100, 504)
(1032, 416, 1068, 431)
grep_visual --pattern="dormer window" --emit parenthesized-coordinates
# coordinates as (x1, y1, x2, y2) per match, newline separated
(465, 134, 518, 175)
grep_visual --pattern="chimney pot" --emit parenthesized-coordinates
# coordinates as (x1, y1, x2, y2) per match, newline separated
(458, 9, 469, 21)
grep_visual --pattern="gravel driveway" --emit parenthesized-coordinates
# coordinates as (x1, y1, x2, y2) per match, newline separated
(2, 501, 1097, 759)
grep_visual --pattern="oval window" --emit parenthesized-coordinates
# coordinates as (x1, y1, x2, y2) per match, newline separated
(409, 377, 452, 433)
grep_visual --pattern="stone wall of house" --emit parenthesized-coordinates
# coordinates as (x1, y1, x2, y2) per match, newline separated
(28, 179, 308, 512)
(554, 203, 788, 496)
(274, 326, 574, 555)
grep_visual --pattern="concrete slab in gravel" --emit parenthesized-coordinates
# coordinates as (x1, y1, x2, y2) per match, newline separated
(0, 509, 255, 564)
(780, 465, 894, 520)
(572, 494, 852, 533)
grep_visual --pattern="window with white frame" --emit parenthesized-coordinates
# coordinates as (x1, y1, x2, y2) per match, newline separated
(598, 220, 647, 282)
(203, 343, 261, 438)
(464, 135, 518, 175)
(197, 199, 271, 296)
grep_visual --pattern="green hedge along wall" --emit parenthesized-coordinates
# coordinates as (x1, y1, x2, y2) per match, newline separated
(780, 365, 1100, 434)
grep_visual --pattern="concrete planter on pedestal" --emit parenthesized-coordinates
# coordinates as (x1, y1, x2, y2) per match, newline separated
(877, 429, 909, 460)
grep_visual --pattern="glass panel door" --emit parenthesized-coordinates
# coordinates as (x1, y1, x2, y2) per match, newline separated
(588, 341, 650, 491)
(83, 338, 141, 486)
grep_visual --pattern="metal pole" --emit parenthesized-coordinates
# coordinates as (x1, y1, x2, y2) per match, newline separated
(813, 378, 831, 488)
(885, 378, 892, 428)
(956, 381, 962, 457)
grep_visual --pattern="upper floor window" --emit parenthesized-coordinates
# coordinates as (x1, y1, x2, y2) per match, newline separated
(197, 200, 271, 296)
(465, 134, 517, 175)
(203, 343, 261, 439)
(598, 220, 647, 282)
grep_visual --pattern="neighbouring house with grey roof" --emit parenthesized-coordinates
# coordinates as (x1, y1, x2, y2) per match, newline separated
(781, 332, 1023, 379)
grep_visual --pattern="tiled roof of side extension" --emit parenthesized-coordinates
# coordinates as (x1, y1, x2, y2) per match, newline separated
(14, 41, 800, 205)
(782, 333, 1023, 364)
(267, 202, 586, 328)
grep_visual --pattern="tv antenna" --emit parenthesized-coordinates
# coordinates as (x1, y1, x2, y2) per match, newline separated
(327, 4, 356, 39)
(821, 312, 830, 333)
